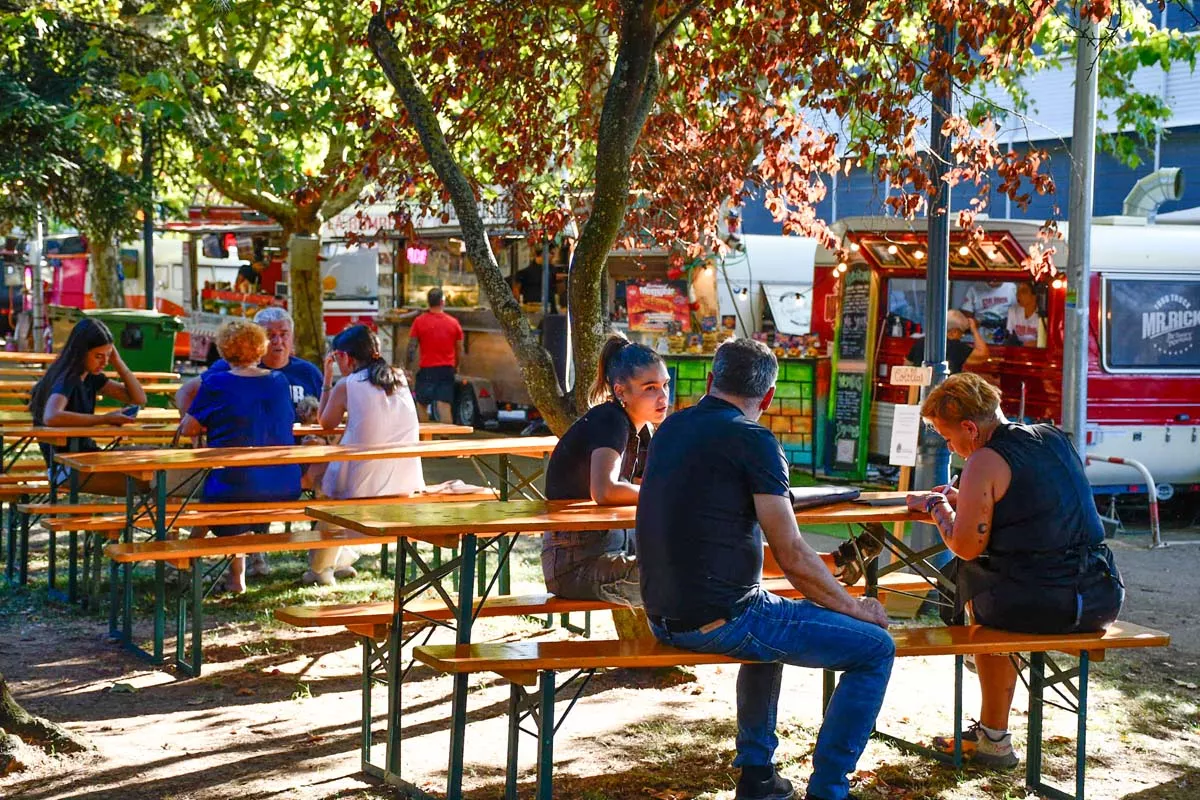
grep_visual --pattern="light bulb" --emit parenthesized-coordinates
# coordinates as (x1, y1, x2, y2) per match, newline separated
(912, 249, 924, 260)
(958, 245, 970, 256)
(887, 244, 898, 255)
(1052, 278, 1064, 289)
(850, 242, 860, 252)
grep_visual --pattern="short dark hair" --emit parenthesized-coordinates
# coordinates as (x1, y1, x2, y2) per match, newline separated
(428, 287, 444, 307)
(711, 338, 777, 399)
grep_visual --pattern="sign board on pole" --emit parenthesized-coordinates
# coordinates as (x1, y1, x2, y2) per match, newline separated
(890, 365, 933, 386)
(889, 403, 923, 467)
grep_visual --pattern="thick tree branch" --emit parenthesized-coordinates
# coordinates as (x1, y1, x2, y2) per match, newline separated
(317, 173, 369, 223)
(569, 0, 661, 415)
(200, 167, 298, 228)
(367, 12, 575, 434)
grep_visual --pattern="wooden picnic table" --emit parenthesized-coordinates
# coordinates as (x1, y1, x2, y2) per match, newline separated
(305, 495, 930, 797)
(56, 435, 555, 669)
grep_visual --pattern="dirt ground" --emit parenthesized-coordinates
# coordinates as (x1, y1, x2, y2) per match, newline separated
(1, 519, 1198, 800)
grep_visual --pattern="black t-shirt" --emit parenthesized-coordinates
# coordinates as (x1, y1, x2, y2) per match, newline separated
(35, 372, 109, 468)
(636, 395, 791, 622)
(545, 401, 646, 501)
(515, 262, 559, 310)
(907, 337, 974, 374)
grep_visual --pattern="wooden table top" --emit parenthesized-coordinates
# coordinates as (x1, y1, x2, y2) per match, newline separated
(306, 496, 927, 544)
(3, 420, 469, 442)
(0, 352, 56, 365)
(0, 407, 181, 424)
(0, 381, 182, 395)
(54, 434, 557, 475)
(0, 368, 181, 381)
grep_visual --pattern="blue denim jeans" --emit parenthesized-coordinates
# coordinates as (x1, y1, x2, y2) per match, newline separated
(648, 589, 894, 800)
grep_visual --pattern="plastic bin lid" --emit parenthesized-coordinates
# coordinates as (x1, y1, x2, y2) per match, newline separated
(83, 308, 185, 332)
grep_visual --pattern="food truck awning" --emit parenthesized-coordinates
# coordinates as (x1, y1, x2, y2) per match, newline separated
(763, 283, 813, 335)
(732, 235, 817, 283)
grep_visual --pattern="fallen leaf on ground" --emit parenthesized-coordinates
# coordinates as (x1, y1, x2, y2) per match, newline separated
(235, 687, 256, 696)
(108, 683, 137, 694)
(645, 789, 689, 800)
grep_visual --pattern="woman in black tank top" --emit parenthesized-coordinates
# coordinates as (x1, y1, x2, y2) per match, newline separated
(541, 335, 669, 608)
(906, 374, 1123, 770)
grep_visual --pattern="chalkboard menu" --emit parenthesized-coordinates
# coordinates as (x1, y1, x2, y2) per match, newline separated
(827, 262, 878, 477)
(832, 370, 867, 471)
(838, 265, 872, 361)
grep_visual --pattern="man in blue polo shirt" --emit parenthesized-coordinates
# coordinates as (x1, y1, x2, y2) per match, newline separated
(637, 338, 893, 800)
(176, 307, 323, 416)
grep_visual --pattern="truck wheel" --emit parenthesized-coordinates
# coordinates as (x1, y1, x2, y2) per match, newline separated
(453, 385, 478, 428)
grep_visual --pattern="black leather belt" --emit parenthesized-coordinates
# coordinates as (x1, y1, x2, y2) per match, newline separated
(650, 596, 751, 634)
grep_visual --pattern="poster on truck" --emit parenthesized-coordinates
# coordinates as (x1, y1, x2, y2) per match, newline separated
(626, 280, 691, 332)
(1104, 276, 1200, 372)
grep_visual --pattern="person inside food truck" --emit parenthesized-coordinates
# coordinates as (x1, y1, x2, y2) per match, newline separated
(1003, 281, 1046, 348)
(958, 279, 1016, 338)
(906, 310, 990, 374)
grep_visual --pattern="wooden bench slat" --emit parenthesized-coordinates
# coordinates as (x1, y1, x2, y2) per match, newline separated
(413, 621, 1170, 676)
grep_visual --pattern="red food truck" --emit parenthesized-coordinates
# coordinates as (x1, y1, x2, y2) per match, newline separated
(811, 215, 1200, 504)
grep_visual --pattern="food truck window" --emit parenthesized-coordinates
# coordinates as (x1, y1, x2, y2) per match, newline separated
(886, 278, 926, 330)
(404, 242, 479, 307)
(1103, 275, 1200, 373)
(949, 279, 1018, 343)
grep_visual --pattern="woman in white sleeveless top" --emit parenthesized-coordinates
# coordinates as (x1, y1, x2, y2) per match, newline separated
(303, 325, 425, 586)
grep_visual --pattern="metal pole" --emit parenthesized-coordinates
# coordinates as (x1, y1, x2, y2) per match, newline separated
(912, 22, 955, 553)
(541, 240, 552, 315)
(1062, 16, 1100, 455)
(32, 206, 45, 351)
(141, 123, 155, 311)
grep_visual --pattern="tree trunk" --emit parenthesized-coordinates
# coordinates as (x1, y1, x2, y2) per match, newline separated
(0, 674, 91, 757)
(85, 232, 125, 308)
(367, 15, 576, 435)
(287, 228, 324, 366)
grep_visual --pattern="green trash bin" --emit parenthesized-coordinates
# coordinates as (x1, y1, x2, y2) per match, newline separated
(80, 309, 183, 407)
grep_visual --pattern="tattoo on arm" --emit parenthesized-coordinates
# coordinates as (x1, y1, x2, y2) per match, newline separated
(932, 502, 955, 540)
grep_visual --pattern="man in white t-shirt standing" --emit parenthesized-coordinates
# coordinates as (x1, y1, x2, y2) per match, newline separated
(959, 280, 1017, 332)
(1005, 281, 1046, 347)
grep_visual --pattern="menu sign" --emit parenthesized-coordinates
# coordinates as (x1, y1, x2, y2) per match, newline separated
(838, 265, 872, 361)
(627, 281, 691, 332)
(832, 370, 867, 471)
(1105, 277, 1200, 372)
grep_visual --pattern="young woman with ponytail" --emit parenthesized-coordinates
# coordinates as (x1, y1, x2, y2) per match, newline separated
(541, 333, 670, 607)
(303, 325, 425, 585)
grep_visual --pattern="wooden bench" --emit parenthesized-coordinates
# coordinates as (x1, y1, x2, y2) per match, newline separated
(413, 621, 1170, 800)
(97, 491, 500, 676)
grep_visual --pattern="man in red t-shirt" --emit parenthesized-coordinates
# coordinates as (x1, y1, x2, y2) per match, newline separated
(407, 287, 465, 422)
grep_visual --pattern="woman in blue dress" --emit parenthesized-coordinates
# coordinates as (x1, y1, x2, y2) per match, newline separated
(178, 319, 301, 594)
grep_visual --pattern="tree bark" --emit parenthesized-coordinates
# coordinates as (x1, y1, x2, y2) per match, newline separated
(0, 674, 91, 756)
(568, 1, 661, 415)
(85, 230, 125, 308)
(287, 227, 324, 366)
(367, 13, 576, 436)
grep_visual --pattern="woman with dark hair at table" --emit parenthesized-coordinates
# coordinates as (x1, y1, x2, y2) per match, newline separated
(541, 333, 670, 608)
(177, 319, 301, 594)
(30, 318, 147, 495)
(302, 324, 424, 586)
(906, 373, 1123, 770)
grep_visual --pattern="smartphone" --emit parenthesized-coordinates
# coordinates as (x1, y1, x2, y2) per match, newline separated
(121, 405, 140, 418)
